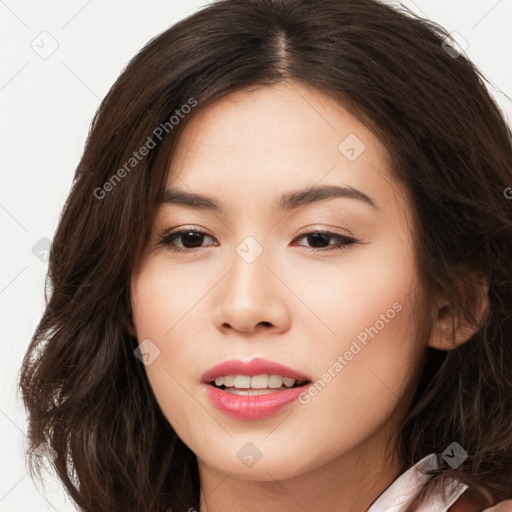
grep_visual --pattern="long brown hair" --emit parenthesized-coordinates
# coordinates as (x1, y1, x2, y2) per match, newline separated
(18, 0, 512, 510)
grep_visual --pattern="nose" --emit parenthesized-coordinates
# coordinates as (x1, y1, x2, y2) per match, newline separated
(213, 241, 291, 334)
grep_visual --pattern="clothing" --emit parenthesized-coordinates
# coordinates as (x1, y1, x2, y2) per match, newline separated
(367, 453, 469, 512)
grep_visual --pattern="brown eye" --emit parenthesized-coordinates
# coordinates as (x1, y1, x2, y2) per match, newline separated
(293, 231, 357, 252)
(159, 229, 217, 252)
(158, 228, 357, 254)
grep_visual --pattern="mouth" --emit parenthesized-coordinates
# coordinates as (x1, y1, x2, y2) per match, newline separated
(201, 357, 313, 386)
(203, 375, 311, 421)
(208, 375, 312, 395)
(201, 358, 314, 419)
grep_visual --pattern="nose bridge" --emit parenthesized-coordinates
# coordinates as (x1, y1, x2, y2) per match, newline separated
(228, 233, 270, 300)
(214, 232, 288, 332)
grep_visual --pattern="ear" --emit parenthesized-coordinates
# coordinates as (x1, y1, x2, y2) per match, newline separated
(128, 320, 137, 337)
(122, 311, 138, 337)
(427, 271, 489, 351)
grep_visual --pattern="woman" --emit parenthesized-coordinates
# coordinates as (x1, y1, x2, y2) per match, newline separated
(19, 0, 512, 510)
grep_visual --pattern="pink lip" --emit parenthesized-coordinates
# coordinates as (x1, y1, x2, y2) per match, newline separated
(201, 357, 312, 383)
(201, 358, 313, 421)
(204, 383, 311, 420)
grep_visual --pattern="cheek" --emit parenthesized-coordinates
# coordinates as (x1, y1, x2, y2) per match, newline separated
(130, 260, 211, 434)
(287, 237, 422, 423)
(131, 257, 207, 339)
(286, 283, 422, 466)
(287, 231, 418, 356)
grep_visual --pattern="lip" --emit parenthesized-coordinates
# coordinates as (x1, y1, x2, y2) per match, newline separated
(201, 358, 313, 421)
(204, 383, 312, 420)
(201, 357, 312, 383)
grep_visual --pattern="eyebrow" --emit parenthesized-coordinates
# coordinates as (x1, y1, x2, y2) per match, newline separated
(159, 184, 378, 212)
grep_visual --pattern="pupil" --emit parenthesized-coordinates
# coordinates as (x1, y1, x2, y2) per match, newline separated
(308, 232, 329, 248)
(182, 232, 203, 248)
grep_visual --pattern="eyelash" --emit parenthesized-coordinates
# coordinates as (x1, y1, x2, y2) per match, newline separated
(157, 228, 358, 254)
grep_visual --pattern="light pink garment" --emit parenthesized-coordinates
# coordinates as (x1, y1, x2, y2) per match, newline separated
(367, 453, 469, 512)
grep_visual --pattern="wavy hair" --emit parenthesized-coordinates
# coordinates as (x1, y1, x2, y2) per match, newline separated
(19, 0, 512, 510)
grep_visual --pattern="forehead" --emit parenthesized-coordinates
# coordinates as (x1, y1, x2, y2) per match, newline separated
(172, 82, 383, 165)
(165, 82, 410, 221)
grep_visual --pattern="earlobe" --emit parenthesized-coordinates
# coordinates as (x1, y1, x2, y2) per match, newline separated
(427, 277, 489, 351)
(428, 304, 455, 351)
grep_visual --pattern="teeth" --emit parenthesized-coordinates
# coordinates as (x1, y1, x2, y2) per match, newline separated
(282, 377, 295, 387)
(233, 375, 251, 388)
(251, 374, 269, 389)
(223, 388, 282, 395)
(212, 374, 301, 389)
(223, 375, 235, 386)
(215, 376, 226, 387)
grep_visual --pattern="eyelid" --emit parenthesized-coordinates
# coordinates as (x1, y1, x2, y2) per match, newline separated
(157, 225, 360, 254)
(292, 230, 358, 252)
(159, 223, 356, 240)
(295, 224, 356, 239)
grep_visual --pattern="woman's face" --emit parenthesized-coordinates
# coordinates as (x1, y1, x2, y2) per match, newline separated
(130, 81, 427, 484)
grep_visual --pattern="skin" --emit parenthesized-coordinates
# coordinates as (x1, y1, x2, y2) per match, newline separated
(130, 81, 487, 511)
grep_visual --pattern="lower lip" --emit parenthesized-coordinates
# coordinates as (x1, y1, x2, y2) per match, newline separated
(204, 383, 310, 420)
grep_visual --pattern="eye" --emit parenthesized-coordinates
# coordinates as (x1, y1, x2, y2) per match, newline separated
(158, 228, 217, 252)
(158, 227, 358, 253)
(292, 230, 358, 252)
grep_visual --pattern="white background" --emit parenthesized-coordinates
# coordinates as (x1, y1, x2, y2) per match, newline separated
(1, 0, 511, 510)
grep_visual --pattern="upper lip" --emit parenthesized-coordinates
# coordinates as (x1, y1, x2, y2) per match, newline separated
(201, 358, 313, 384)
